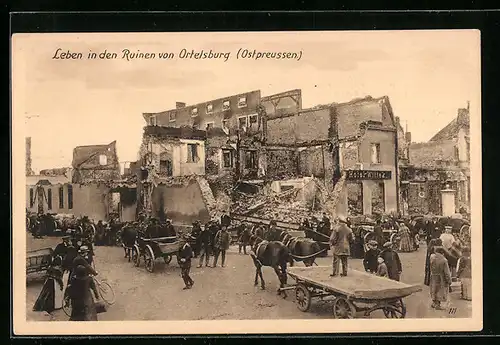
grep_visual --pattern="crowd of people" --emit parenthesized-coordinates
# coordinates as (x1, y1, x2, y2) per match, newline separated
(30, 210, 472, 320)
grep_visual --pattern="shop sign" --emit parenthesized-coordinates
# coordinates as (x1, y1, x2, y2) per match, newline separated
(345, 170, 392, 180)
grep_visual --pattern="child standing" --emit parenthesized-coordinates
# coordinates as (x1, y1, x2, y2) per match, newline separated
(457, 246, 472, 300)
(376, 256, 388, 278)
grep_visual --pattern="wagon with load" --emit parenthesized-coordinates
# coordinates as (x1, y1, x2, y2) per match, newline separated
(281, 266, 422, 319)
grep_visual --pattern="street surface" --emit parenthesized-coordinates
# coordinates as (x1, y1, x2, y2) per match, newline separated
(26, 234, 472, 321)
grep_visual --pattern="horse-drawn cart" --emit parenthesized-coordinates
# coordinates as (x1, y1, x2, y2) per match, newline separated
(132, 236, 182, 273)
(282, 266, 422, 319)
(27, 248, 53, 274)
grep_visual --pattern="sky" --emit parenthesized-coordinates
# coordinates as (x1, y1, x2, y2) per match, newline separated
(12, 30, 480, 174)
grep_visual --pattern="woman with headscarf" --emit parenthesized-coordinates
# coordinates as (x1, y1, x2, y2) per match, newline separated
(424, 238, 442, 286)
(398, 222, 414, 252)
(429, 246, 452, 310)
(33, 256, 64, 314)
(67, 265, 100, 321)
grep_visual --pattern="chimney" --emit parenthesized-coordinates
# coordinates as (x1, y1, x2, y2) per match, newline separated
(176, 102, 186, 109)
(395, 116, 400, 127)
(405, 132, 412, 143)
(467, 101, 470, 111)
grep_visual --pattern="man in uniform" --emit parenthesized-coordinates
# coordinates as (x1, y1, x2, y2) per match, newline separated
(329, 216, 354, 277)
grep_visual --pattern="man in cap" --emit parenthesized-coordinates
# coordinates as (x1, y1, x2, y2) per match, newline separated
(379, 242, 402, 281)
(329, 216, 354, 277)
(363, 240, 381, 273)
(178, 233, 194, 289)
(197, 222, 212, 267)
(213, 225, 231, 267)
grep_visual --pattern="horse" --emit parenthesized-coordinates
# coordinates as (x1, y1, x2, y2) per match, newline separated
(121, 223, 139, 262)
(248, 234, 291, 298)
(278, 230, 323, 267)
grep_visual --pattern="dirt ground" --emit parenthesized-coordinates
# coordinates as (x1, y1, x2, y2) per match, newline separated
(25, 234, 472, 321)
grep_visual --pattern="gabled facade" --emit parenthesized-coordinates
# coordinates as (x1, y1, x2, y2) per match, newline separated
(71, 141, 121, 184)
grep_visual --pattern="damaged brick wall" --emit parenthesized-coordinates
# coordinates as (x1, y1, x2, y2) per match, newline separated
(295, 107, 332, 143)
(265, 149, 298, 179)
(266, 115, 296, 145)
(298, 146, 325, 177)
(340, 141, 359, 169)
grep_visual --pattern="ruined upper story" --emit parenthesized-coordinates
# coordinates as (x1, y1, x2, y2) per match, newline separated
(71, 141, 121, 183)
(408, 104, 471, 171)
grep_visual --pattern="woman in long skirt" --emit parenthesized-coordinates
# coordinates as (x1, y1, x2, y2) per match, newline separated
(33, 257, 64, 313)
(398, 222, 414, 252)
(67, 265, 100, 321)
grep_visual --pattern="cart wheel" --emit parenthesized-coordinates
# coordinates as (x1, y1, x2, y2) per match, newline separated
(383, 299, 406, 318)
(390, 233, 401, 249)
(144, 245, 155, 273)
(98, 279, 116, 305)
(132, 245, 140, 267)
(163, 255, 172, 265)
(295, 284, 312, 312)
(62, 295, 72, 317)
(332, 297, 356, 319)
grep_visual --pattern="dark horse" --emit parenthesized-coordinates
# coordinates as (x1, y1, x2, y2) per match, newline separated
(278, 230, 323, 267)
(248, 234, 291, 298)
(121, 222, 138, 262)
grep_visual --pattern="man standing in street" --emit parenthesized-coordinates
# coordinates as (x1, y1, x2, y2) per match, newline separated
(329, 216, 354, 277)
(178, 234, 194, 290)
(213, 225, 231, 267)
(196, 223, 212, 268)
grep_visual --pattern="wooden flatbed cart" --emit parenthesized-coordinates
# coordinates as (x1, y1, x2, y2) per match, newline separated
(281, 266, 422, 319)
(26, 248, 53, 275)
(132, 236, 181, 273)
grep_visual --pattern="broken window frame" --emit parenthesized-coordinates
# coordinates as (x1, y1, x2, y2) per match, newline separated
(244, 150, 258, 169)
(222, 149, 234, 168)
(99, 154, 108, 166)
(238, 116, 248, 130)
(29, 188, 34, 208)
(59, 187, 64, 208)
(248, 114, 259, 130)
(206, 122, 215, 131)
(238, 96, 247, 108)
(346, 182, 363, 216)
(206, 103, 213, 114)
(191, 107, 199, 117)
(159, 159, 173, 176)
(222, 100, 231, 111)
(47, 188, 52, 210)
(187, 143, 199, 163)
(371, 181, 386, 214)
(169, 112, 176, 122)
(67, 184, 73, 210)
(149, 115, 157, 126)
(370, 143, 381, 164)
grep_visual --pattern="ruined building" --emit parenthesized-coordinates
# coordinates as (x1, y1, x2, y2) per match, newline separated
(71, 141, 121, 184)
(401, 103, 471, 216)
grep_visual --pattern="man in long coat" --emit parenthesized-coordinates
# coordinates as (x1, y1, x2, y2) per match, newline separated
(329, 217, 354, 277)
(379, 242, 403, 281)
(429, 246, 452, 310)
